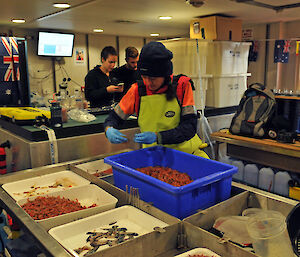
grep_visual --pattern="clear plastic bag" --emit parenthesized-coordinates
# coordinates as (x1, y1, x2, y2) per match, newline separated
(213, 216, 252, 246)
(67, 109, 96, 123)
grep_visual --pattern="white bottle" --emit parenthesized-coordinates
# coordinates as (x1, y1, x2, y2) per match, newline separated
(220, 155, 232, 165)
(258, 167, 274, 192)
(232, 160, 244, 181)
(74, 89, 83, 109)
(244, 164, 259, 187)
(274, 171, 291, 196)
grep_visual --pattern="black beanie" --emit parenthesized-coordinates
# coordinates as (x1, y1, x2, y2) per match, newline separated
(138, 42, 173, 77)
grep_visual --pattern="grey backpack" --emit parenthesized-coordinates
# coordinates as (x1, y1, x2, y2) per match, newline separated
(229, 83, 276, 138)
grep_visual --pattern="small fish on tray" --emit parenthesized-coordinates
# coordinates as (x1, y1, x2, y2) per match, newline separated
(73, 222, 139, 256)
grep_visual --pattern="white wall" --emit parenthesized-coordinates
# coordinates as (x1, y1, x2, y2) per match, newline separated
(245, 19, 300, 91)
(243, 24, 266, 86)
(55, 33, 88, 95)
(88, 34, 116, 70)
(1, 28, 148, 101)
(118, 36, 144, 66)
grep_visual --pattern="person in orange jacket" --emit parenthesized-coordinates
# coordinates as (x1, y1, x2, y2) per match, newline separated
(104, 41, 208, 158)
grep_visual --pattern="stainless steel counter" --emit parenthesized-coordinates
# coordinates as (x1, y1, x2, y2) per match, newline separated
(0, 158, 180, 257)
(1, 154, 298, 257)
(0, 127, 140, 172)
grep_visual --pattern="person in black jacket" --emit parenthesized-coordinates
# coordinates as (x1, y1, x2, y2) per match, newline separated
(84, 46, 123, 107)
(110, 46, 141, 102)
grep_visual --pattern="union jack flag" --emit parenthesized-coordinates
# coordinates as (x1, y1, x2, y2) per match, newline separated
(0, 37, 20, 81)
(0, 37, 20, 106)
(274, 40, 290, 63)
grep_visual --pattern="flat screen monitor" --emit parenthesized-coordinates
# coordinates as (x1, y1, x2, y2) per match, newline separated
(37, 31, 74, 57)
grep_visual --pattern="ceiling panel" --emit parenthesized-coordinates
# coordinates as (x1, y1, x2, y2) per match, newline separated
(257, 0, 300, 6)
(1, 0, 299, 37)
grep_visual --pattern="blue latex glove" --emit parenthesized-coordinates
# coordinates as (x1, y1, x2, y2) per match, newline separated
(106, 127, 128, 144)
(134, 132, 157, 144)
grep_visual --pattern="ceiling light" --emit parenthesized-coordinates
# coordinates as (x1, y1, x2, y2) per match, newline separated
(53, 3, 71, 8)
(11, 19, 25, 23)
(159, 16, 172, 20)
(93, 29, 104, 33)
(150, 33, 160, 37)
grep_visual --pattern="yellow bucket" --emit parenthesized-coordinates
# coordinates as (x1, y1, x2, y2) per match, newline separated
(289, 186, 300, 201)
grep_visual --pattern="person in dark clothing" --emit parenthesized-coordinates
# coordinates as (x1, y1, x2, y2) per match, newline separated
(104, 42, 208, 158)
(110, 46, 141, 102)
(84, 46, 123, 108)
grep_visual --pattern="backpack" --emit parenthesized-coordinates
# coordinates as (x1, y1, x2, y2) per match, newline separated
(229, 83, 276, 138)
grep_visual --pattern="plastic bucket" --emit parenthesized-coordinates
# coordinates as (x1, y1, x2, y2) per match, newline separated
(246, 210, 294, 257)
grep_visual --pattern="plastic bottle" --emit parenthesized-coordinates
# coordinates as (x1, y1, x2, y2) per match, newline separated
(219, 155, 232, 165)
(244, 164, 259, 187)
(258, 167, 274, 192)
(274, 171, 291, 197)
(50, 101, 63, 128)
(232, 160, 244, 181)
(74, 89, 83, 109)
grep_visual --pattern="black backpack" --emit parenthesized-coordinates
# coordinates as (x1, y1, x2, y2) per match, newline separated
(229, 83, 276, 138)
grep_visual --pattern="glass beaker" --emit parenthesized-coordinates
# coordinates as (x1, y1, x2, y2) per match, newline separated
(246, 210, 294, 257)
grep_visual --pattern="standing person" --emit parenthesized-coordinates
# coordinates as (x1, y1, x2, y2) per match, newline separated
(110, 46, 141, 102)
(84, 46, 123, 108)
(104, 42, 208, 158)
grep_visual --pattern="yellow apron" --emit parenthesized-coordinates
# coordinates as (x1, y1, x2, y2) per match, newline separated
(138, 94, 209, 158)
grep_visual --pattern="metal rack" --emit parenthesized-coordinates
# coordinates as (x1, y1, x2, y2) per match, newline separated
(0, 153, 298, 257)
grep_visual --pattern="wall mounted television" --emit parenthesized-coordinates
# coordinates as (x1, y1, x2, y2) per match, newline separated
(37, 31, 74, 57)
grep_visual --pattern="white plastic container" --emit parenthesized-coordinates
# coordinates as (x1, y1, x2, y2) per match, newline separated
(244, 164, 259, 187)
(2, 170, 90, 201)
(161, 39, 208, 77)
(206, 41, 250, 75)
(174, 247, 221, 257)
(75, 159, 113, 178)
(205, 75, 247, 108)
(18, 184, 118, 230)
(48, 205, 168, 256)
(258, 167, 274, 192)
(232, 160, 244, 181)
(161, 39, 209, 110)
(242, 208, 265, 218)
(274, 171, 291, 197)
(246, 210, 294, 257)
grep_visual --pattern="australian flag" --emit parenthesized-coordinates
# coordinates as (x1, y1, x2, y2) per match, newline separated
(0, 37, 20, 106)
(274, 40, 291, 63)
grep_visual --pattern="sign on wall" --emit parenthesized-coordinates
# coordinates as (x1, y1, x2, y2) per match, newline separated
(74, 48, 85, 64)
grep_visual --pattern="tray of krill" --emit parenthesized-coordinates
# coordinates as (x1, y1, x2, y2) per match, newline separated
(1, 170, 91, 201)
(17, 184, 118, 230)
(48, 205, 168, 256)
(174, 248, 221, 257)
(2, 170, 118, 229)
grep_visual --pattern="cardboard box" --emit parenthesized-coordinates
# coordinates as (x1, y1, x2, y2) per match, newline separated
(190, 16, 242, 41)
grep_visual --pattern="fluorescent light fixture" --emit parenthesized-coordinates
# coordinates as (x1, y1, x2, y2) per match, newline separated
(93, 29, 104, 33)
(11, 19, 25, 23)
(150, 33, 160, 37)
(53, 3, 71, 8)
(159, 16, 172, 20)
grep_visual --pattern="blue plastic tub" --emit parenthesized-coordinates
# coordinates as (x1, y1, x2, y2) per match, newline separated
(104, 146, 237, 219)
